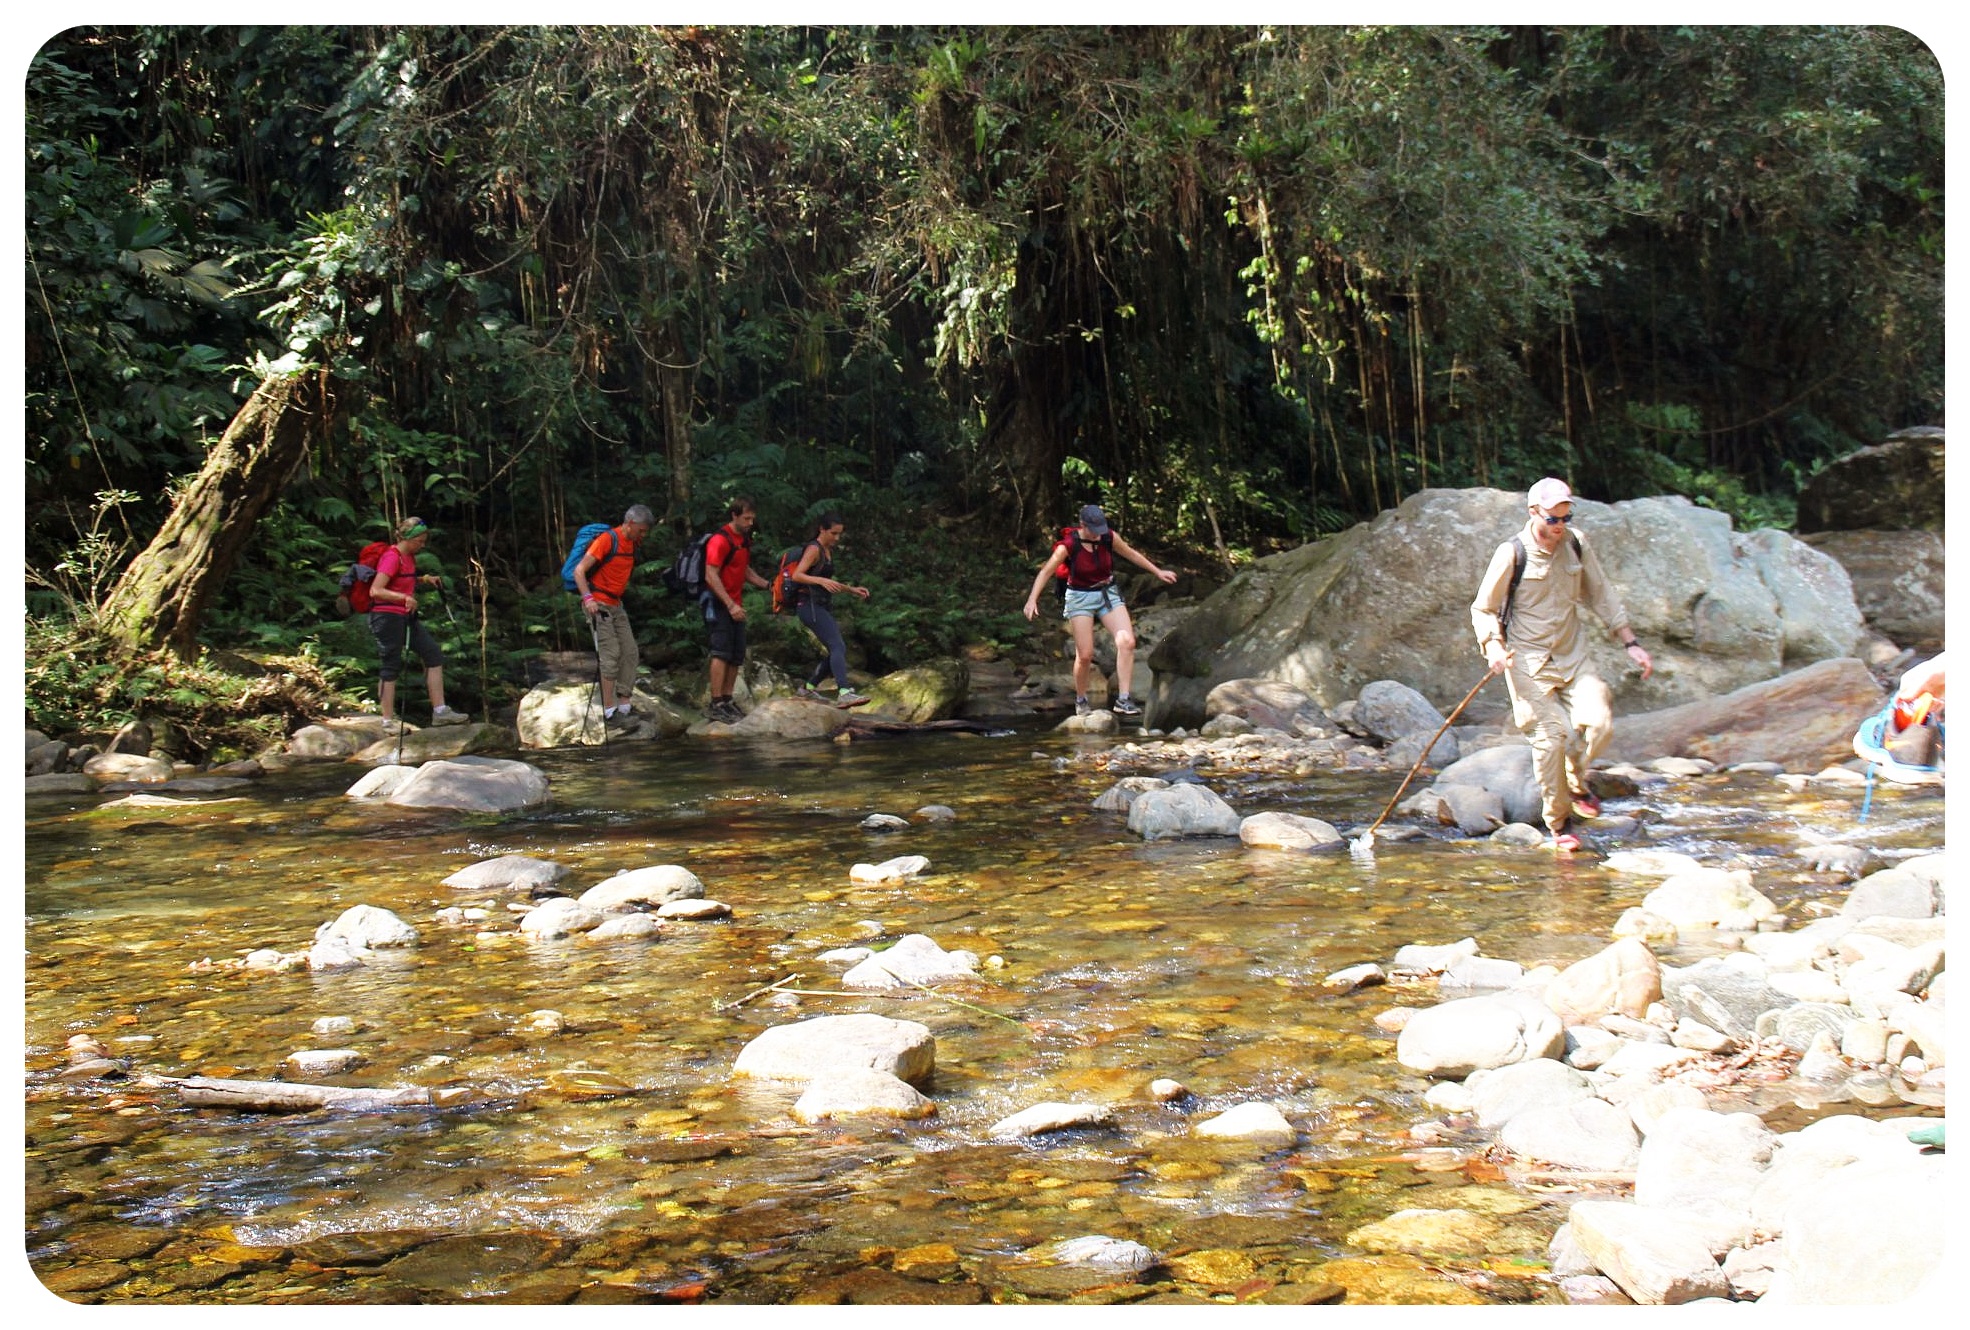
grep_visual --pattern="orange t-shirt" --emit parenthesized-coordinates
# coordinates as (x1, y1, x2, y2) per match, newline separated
(584, 527, 638, 605)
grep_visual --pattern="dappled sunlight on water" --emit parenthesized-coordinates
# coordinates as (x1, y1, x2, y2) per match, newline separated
(24, 726, 1943, 1303)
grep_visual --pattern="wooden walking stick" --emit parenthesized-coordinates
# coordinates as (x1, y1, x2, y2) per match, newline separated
(1350, 671, 1494, 858)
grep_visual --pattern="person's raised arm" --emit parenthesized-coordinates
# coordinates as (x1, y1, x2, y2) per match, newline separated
(1110, 533, 1178, 585)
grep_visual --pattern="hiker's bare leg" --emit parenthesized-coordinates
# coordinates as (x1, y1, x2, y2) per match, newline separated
(599, 679, 618, 710)
(378, 679, 396, 722)
(710, 657, 737, 698)
(1101, 604, 1138, 696)
(425, 667, 447, 713)
(1069, 616, 1098, 697)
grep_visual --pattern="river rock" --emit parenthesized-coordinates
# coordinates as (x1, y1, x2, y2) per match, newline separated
(1563, 1025, 1623, 1070)
(1395, 994, 1565, 1078)
(1057, 709, 1120, 735)
(373, 756, 549, 812)
(734, 1014, 936, 1086)
(443, 855, 570, 893)
(1464, 1058, 1591, 1129)
(1607, 658, 1883, 771)
(1600, 850, 1705, 878)
(1544, 939, 1662, 1025)
(1640, 868, 1779, 931)
(1760, 1156, 1947, 1304)
(725, 697, 854, 740)
(579, 865, 705, 911)
(1437, 955, 1526, 995)
(863, 657, 969, 723)
(1203, 678, 1330, 733)
(588, 913, 662, 941)
(1657, 956, 1793, 1042)
(791, 1067, 936, 1123)
(1390, 938, 1481, 975)
(1354, 680, 1445, 744)
(1387, 725, 1459, 771)
(1610, 908, 1678, 948)
(81, 752, 172, 783)
(1126, 782, 1241, 839)
(518, 897, 603, 937)
(351, 722, 519, 765)
(311, 1016, 359, 1037)
(1566, 1201, 1730, 1303)
(285, 1049, 365, 1078)
(515, 680, 695, 748)
(988, 1101, 1115, 1139)
(1623, 1083, 1710, 1137)
(25, 773, 95, 795)
(1796, 428, 1945, 533)
(1193, 1101, 1295, 1146)
(1093, 776, 1169, 813)
(316, 904, 419, 950)
(1429, 785, 1505, 835)
(1026, 1236, 1158, 1273)
(916, 804, 958, 822)
(1430, 744, 1540, 826)
(1237, 811, 1343, 850)
(841, 934, 978, 989)
(1322, 963, 1386, 994)
(1200, 712, 1255, 737)
(308, 937, 367, 972)
(1501, 1096, 1641, 1171)
(1346, 1208, 1503, 1257)
(656, 898, 730, 921)
(1800, 528, 1945, 653)
(849, 855, 930, 883)
(27, 740, 67, 776)
(1840, 865, 1941, 919)
(1635, 1108, 1775, 1251)
(1145, 487, 1863, 728)
(860, 813, 910, 831)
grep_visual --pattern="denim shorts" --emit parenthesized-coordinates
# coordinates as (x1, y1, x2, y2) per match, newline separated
(1063, 585, 1123, 620)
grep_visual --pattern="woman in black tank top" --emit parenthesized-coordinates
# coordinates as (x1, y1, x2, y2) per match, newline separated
(791, 513, 872, 705)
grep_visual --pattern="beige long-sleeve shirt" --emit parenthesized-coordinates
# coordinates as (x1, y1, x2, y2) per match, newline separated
(1471, 520, 1630, 687)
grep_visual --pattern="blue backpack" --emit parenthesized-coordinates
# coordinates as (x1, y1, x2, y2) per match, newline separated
(560, 523, 621, 593)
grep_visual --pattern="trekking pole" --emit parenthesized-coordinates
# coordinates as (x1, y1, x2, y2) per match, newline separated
(1350, 671, 1494, 859)
(584, 612, 610, 751)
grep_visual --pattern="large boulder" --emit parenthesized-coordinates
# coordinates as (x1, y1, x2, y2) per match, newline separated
(1203, 678, 1331, 734)
(285, 716, 400, 761)
(1604, 657, 1884, 771)
(579, 865, 705, 911)
(1799, 529, 1945, 654)
(1794, 427, 1945, 533)
(516, 680, 692, 748)
(1429, 743, 1540, 826)
(81, 752, 172, 783)
(1146, 487, 1866, 728)
(346, 755, 549, 812)
(1395, 994, 1565, 1078)
(351, 722, 519, 766)
(732, 1013, 935, 1086)
(724, 697, 853, 740)
(862, 657, 970, 723)
(1354, 680, 1445, 744)
(1126, 782, 1242, 839)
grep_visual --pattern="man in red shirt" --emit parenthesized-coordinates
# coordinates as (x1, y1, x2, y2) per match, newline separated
(367, 516, 469, 728)
(701, 497, 773, 723)
(573, 503, 655, 730)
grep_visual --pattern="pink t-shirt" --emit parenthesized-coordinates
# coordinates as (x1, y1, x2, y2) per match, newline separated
(371, 546, 416, 615)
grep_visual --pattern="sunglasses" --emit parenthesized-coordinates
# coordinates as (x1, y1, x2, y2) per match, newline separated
(1536, 511, 1573, 526)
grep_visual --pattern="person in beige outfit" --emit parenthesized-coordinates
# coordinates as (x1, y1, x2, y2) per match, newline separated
(1471, 478, 1652, 851)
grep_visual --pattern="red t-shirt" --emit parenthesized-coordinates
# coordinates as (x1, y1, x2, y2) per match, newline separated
(584, 527, 638, 605)
(372, 545, 416, 616)
(705, 524, 751, 600)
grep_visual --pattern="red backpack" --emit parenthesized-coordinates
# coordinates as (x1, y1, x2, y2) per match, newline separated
(1052, 527, 1113, 590)
(336, 541, 395, 616)
(771, 542, 816, 614)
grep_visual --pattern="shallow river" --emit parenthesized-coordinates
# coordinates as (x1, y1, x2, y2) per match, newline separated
(22, 723, 1945, 1304)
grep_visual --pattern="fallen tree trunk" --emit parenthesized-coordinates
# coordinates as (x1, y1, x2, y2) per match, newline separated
(98, 369, 340, 660)
(156, 1074, 435, 1113)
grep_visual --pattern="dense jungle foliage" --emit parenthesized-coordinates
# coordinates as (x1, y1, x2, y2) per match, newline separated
(22, 25, 1944, 752)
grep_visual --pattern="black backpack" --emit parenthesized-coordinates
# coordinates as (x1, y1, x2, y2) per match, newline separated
(1499, 531, 1583, 639)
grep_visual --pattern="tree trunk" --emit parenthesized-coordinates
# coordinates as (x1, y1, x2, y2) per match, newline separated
(100, 371, 337, 660)
(653, 324, 695, 523)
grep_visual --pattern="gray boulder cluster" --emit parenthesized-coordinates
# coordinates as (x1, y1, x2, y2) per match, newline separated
(25, 720, 263, 799)
(1363, 849, 1946, 1304)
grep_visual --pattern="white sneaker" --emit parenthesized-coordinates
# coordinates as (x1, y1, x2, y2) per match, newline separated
(835, 689, 871, 708)
(430, 705, 470, 727)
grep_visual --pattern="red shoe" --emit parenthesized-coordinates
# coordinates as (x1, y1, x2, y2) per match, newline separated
(1551, 830, 1582, 853)
(1570, 790, 1601, 819)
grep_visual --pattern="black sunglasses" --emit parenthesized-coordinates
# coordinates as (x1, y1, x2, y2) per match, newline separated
(1537, 511, 1573, 526)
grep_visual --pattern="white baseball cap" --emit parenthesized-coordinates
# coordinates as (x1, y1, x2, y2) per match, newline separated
(1527, 477, 1573, 510)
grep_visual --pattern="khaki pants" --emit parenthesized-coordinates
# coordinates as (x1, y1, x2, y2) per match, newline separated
(1506, 666, 1613, 833)
(591, 605, 639, 697)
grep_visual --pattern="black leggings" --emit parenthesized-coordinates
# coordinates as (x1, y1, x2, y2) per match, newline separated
(797, 599, 849, 689)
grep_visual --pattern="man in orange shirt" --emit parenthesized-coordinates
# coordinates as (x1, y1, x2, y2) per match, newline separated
(702, 497, 773, 723)
(573, 503, 655, 729)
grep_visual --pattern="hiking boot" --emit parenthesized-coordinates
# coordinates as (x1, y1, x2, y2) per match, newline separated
(1569, 789, 1601, 819)
(706, 699, 737, 724)
(835, 689, 871, 708)
(1550, 827, 1582, 853)
(1111, 694, 1142, 717)
(1075, 696, 1092, 717)
(606, 708, 638, 732)
(430, 705, 470, 726)
(794, 685, 827, 703)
